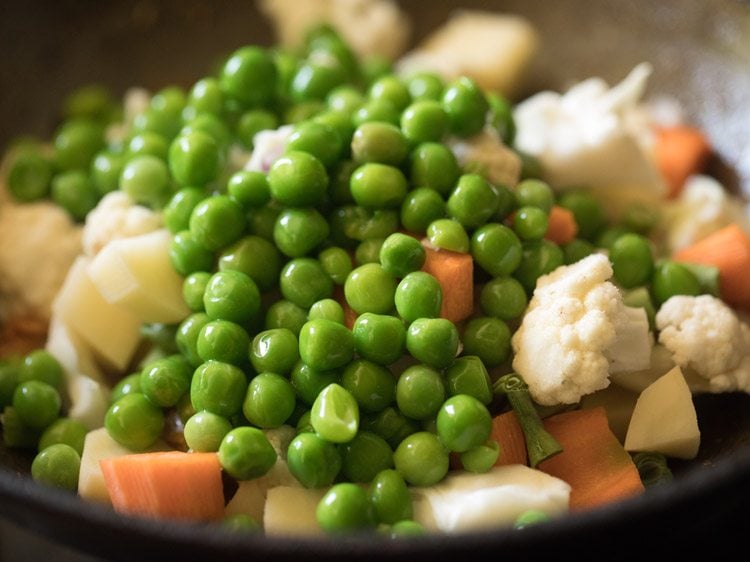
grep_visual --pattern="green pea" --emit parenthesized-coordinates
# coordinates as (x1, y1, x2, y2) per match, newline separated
(316, 482, 375, 533)
(479, 276, 528, 320)
(0, 361, 19, 409)
(311, 383, 359, 443)
(168, 131, 221, 187)
(400, 187, 446, 234)
(409, 142, 460, 197)
(341, 431, 394, 483)
(105, 393, 164, 451)
(190, 360, 247, 417)
(249, 328, 299, 376)
(220, 46, 277, 106)
(169, 230, 214, 276)
(651, 261, 702, 306)
(327, 85, 365, 114)
(441, 77, 489, 137)
(140, 355, 192, 408)
(596, 226, 632, 251)
(356, 236, 387, 266)
(183, 410, 232, 452)
(436, 394, 492, 452)
(446, 174, 499, 228)
(513, 206, 549, 241)
(53, 119, 104, 171)
(318, 247, 354, 285)
(360, 407, 419, 450)
(396, 364, 445, 421)
(344, 263, 397, 315)
(558, 191, 606, 241)
(378, 234, 424, 279)
(219, 426, 277, 480)
(32, 444, 81, 491)
(405, 72, 444, 101)
(341, 359, 396, 414)
(176, 313, 211, 367)
(218, 235, 282, 293)
(563, 239, 595, 264)
(2, 405, 41, 449)
(462, 316, 511, 367)
(471, 223, 522, 277)
(610, 233, 655, 289)
(307, 298, 344, 324)
(38, 418, 88, 456)
(445, 356, 493, 405)
(127, 131, 169, 160)
(133, 106, 182, 140)
(12, 381, 60, 429)
(203, 270, 261, 324)
(236, 109, 279, 149)
(196, 320, 251, 367)
(183, 271, 210, 312)
(290, 57, 347, 102)
(406, 318, 459, 369)
(273, 207, 330, 258)
(280, 258, 334, 309)
(189, 195, 246, 252)
(622, 203, 659, 235)
(514, 239, 565, 294)
(514, 509, 551, 529)
(370, 469, 412, 524)
(388, 520, 426, 537)
(400, 100, 448, 143)
(487, 92, 516, 145)
(287, 431, 342, 488)
(268, 151, 328, 207)
(494, 183, 518, 221)
(227, 170, 271, 210)
(223, 514, 261, 532)
(8, 150, 53, 201)
(18, 350, 63, 389)
(426, 218, 470, 253)
(350, 163, 408, 209)
(243, 372, 296, 428)
(394, 271, 442, 323)
(353, 98, 400, 127)
(164, 187, 206, 234)
(51, 170, 99, 221)
(352, 313, 406, 366)
(329, 205, 399, 246)
(393, 431, 449, 486)
(264, 300, 308, 335)
(298, 319, 354, 371)
(460, 440, 500, 473)
(351, 122, 409, 166)
(184, 78, 223, 119)
(286, 120, 343, 168)
(291, 361, 341, 406)
(284, 100, 327, 124)
(515, 179, 554, 213)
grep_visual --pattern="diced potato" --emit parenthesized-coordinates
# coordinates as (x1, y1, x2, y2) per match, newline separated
(624, 366, 700, 459)
(605, 306, 653, 374)
(87, 229, 189, 324)
(610, 343, 675, 394)
(580, 384, 639, 443)
(67, 375, 110, 431)
(45, 316, 104, 383)
(263, 486, 327, 537)
(52, 257, 142, 371)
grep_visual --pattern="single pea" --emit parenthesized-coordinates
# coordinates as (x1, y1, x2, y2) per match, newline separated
(243, 372, 296, 429)
(379, 233, 426, 278)
(235, 109, 279, 149)
(132, 106, 181, 140)
(318, 247, 354, 285)
(31, 444, 81, 491)
(405, 72, 444, 101)
(182, 271, 210, 311)
(298, 319, 354, 371)
(395, 364, 445, 421)
(426, 218, 470, 253)
(203, 270, 261, 324)
(514, 509, 551, 529)
(360, 406, 420, 450)
(444, 356, 493, 405)
(313, 110, 355, 149)
(170, 230, 214, 276)
(8, 150, 53, 201)
(622, 203, 659, 235)
(273, 207, 330, 258)
(164, 187, 206, 234)
(353, 98, 400, 127)
(610, 233, 655, 289)
(189, 195, 246, 252)
(285, 120, 343, 168)
(12, 381, 60, 429)
(222, 514, 261, 533)
(462, 316, 512, 367)
(110, 373, 142, 404)
(494, 183, 518, 221)
(350, 121, 409, 166)
(596, 226, 632, 251)
(51, 170, 99, 221)
(513, 206, 549, 241)
(250, 328, 300, 375)
(310, 383, 359, 443)
(352, 313, 406, 366)
(409, 142, 460, 197)
(127, 131, 169, 160)
(168, 131, 220, 187)
(400, 187, 446, 234)
(279, 258, 334, 309)
(150, 85, 186, 117)
(264, 300, 308, 335)
(105, 393, 164, 451)
(0, 361, 19, 409)
(18, 350, 63, 389)
(558, 191, 606, 241)
(515, 179, 555, 213)
(197, 319, 251, 366)
(184, 78, 223, 119)
(290, 57, 348, 102)
(329, 205, 400, 245)
(341, 430, 394, 483)
(317, 482, 375, 533)
(388, 520, 426, 537)
(219, 426, 277, 480)
(563, 238, 595, 265)
(355, 237, 385, 265)
(400, 100, 448, 143)
(2, 405, 41, 448)
(368, 74, 410, 110)
(406, 318, 459, 369)
(284, 100, 327, 124)
(436, 394, 492, 453)
(287, 431, 342, 488)
(220, 45, 277, 106)
(445, 174, 499, 229)
(140, 355, 192, 408)
(393, 431, 449, 486)
(341, 359, 396, 414)
(53, 118, 104, 171)
(394, 271, 442, 323)
(344, 263, 397, 315)
(487, 92, 516, 145)
(308, 299, 345, 324)
(460, 440, 501, 473)
(38, 418, 88, 456)
(327, 85, 365, 115)
(268, 151, 328, 207)
(651, 261, 702, 306)
(183, 410, 232, 452)
(190, 360, 247, 417)
(441, 77, 489, 137)
(227, 170, 271, 210)
(218, 235, 282, 293)
(479, 276, 528, 320)
(514, 239, 565, 294)
(370, 469, 412, 524)
(350, 163, 408, 209)
(291, 361, 341, 406)
(176, 313, 212, 367)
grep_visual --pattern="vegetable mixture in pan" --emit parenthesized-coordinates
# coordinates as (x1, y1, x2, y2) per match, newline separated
(1, 1, 749, 538)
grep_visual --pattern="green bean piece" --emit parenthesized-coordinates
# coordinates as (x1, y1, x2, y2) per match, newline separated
(632, 451, 674, 488)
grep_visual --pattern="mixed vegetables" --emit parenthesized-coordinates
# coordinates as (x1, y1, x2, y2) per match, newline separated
(1, 3, 749, 539)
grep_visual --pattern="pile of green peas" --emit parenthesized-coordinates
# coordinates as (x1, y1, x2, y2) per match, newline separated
(3, 25, 717, 535)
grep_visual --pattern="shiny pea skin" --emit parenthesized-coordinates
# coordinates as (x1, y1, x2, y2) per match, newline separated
(444, 356, 493, 405)
(310, 383, 359, 443)
(436, 394, 492, 453)
(242, 372, 296, 428)
(298, 319, 354, 371)
(393, 431, 449, 486)
(405, 318, 459, 369)
(249, 328, 300, 375)
(341, 359, 396, 413)
(352, 313, 406, 366)
(287, 431, 342, 487)
(340, 431, 394, 483)
(369, 468, 412, 524)
(218, 426, 277, 480)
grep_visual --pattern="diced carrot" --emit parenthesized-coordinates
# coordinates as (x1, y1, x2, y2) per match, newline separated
(539, 407, 644, 511)
(421, 245, 474, 323)
(491, 410, 528, 466)
(100, 451, 225, 521)
(673, 223, 750, 310)
(544, 206, 578, 245)
(654, 125, 712, 198)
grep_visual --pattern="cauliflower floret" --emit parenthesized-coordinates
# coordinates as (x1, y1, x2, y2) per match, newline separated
(513, 63, 665, 217)
(245, 125, 294, 173)
(81, 191, 162, 256)
(258, 0, 410, 61)
(447, 129, 522, 188)
(656, 294, 750, 393)
(512, 254, 651, 406)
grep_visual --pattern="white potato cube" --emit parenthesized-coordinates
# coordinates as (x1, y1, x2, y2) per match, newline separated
(263, 486, 327, 536)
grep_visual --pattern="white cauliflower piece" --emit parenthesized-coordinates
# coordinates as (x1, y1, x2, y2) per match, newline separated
(258, 0, 410, 61)
(81, 191, 162, 257)
(396, 10, 539, 99)
(656, 294, 750, 393)
(105, 87, 151, 145)
(512, 254, 651, 406)
(448, 129, 522, 188)
(660, 175, 750, 252)
(513, 63, 665, 217)
(245, 125, 294, 173)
